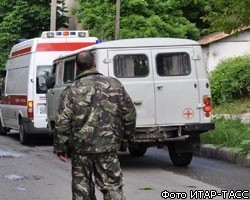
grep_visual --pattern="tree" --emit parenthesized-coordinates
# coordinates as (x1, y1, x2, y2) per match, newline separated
(0, 0, 69, 69)
(73, 0, 200, 41)
(201, 0, 250, 33)
(180, 0, 213, 35)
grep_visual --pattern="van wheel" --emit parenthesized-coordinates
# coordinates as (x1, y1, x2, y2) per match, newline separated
(168, 144, 193, 167)
(19, 119, 29, 145)
(128, 144, 147, 156)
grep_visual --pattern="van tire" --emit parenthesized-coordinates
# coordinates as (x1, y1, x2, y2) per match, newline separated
(168, 144, 193, 167)
(19, 119, 29, 145)
(0, 120, 9, 135)
(128, 144, 147, 156)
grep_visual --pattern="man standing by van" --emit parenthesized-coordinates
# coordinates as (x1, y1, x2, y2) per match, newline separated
(54, 50, 136, 200)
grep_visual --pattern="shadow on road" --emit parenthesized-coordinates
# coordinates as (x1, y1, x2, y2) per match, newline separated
(118, 148, 174, 170)
(4, 131, 53, 146)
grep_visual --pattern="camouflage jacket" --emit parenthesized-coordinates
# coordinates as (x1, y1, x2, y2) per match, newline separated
(54, 68, 136, 154)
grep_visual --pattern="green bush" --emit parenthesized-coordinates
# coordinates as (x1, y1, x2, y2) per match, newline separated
(209, 56, 250, 105)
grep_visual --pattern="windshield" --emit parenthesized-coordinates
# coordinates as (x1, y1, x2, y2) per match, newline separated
(36, 65, 51, 94)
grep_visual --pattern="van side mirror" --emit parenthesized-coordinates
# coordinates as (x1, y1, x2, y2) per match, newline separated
(0, 70, 6, 78)
(46, 75, 55, 89)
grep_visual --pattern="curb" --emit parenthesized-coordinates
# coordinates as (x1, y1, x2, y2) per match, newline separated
(195, 144, 250, 168)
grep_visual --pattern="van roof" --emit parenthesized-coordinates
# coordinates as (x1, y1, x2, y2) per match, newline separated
(9, 37, 98, 58)
(56, 37, 199, 59)
(96, 37, 198, 48)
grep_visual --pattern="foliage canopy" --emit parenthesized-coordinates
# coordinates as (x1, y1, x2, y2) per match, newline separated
(0, 0, 68, 69)
(201, 0, 250, 34)
(0, 0, 249, 69)
(73, 0, 206, 41)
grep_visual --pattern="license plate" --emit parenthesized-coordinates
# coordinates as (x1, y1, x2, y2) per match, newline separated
(40, 106, 46, 114)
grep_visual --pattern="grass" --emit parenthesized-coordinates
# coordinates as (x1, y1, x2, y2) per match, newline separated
(201, 98, 250, 155)
(212, 97, 250, 114)
(201, 118, 250, 154)
(139, 186, 155, 190)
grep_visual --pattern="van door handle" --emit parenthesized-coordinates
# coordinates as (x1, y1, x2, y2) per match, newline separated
(133, 100, 142, 105)
(157, 85, 163, 89)
(50, 91, 54, 96)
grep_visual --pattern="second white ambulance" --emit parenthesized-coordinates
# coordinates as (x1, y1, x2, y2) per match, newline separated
(0, 31, 98, 144)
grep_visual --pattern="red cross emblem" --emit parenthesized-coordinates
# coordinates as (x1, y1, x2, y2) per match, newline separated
(183, 108, 194, 120)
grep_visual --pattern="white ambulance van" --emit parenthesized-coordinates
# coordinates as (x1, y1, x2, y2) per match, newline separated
(46, 38, 215, 166)
(0, 30, 98, 144)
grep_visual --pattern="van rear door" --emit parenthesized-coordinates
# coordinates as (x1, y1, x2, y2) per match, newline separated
(152, 47, 200, 124)
(34, 65, 51, 128)
(107, 49, 155, 126)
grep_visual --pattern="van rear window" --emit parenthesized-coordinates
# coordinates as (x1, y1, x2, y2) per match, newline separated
(156, 53, 191, 76)
(36, 65, 51, 94)
(114, 54, 149, 78)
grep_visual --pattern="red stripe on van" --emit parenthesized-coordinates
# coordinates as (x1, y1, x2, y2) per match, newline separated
(11, 47, 32, 57)
(36, 42, 95, 51)
(0, 95, 27, 106)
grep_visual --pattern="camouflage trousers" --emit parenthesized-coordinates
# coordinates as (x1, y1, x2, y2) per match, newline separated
(71, 152, 126, 200)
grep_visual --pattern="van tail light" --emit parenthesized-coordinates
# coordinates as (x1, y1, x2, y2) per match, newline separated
(27, 101, 34, 118)
(203, 96, 212, 117)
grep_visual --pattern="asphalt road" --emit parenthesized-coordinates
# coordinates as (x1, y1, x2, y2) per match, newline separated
(0, 132, 249, 200)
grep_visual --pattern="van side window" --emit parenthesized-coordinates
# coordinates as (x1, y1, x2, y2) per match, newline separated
(6, 67, 29, 94)
(52, 63, 57, 75)
(114, 54, 149, 78)
(156, 53, 191, 76)
(63, 60, 75, 83)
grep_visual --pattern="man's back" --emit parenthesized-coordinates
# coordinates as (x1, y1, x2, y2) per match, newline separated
(55, 68, 136, 154)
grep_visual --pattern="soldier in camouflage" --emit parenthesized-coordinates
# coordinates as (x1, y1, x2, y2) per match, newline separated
(54, 50, 136, 200)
